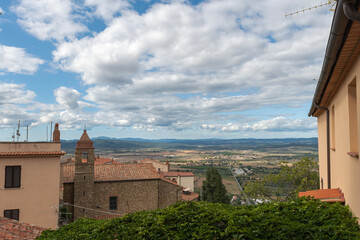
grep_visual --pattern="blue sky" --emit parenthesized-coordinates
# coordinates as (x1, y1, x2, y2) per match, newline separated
(0, 0, 333, 141)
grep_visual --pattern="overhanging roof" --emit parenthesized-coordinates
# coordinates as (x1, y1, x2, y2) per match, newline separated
(309, 0, 360, 117)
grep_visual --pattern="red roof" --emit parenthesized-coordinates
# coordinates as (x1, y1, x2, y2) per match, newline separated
(182, 192, 199, 201)
(0, 151, 66, 157)
(63, 157, 116, 165)
(0, 217, 46, 239)
(63, 163, 162, 183)
(298, 188, 345, 203)
(161, 171, 194, 177)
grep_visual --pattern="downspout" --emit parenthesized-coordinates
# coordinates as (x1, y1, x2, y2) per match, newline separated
(315, 104, 331, 189)
(343, 0, 360, 22)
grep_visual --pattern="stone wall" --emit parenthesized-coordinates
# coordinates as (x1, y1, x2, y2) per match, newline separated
(62, 183, 74, 218)
(94, 180, 159, 215)
(158, 179, 182, 208)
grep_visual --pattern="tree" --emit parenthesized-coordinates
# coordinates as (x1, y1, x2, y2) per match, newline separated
(202, 167, 230, 204)
(244, 157, 319, 201)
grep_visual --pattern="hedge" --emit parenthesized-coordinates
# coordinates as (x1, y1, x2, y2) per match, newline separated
(38, 198, 360, 239)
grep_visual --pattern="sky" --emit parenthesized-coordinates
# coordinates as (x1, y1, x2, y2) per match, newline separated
(0, 0, 334, 141)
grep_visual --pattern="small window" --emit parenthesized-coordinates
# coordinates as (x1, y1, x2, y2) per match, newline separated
(4, 209, 19, 221)
(109, 196, 117, 210)
(82, 152, 88, 163)
(5, 166, 21, 188)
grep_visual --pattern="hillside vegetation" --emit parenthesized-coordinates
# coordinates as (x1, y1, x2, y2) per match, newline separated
(39, 199, 360, 240)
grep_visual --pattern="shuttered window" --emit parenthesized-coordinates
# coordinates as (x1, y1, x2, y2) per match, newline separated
(5, 166, 21, 188)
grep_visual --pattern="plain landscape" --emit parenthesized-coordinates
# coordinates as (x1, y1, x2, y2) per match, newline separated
(62, 138, 318, 196)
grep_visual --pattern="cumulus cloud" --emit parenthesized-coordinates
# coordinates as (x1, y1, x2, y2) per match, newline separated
(54, 87, 81, 110)
(3, 0, 331, 137)
(12, 0, 88, 41)
(202, 117, 317, 133)
(84, 0, 130, 23)
(0, 45, 44, 74)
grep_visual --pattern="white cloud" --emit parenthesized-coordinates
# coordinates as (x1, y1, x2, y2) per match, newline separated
(54, 87, 81, 110)
(12, 0, 88, 41)
(0, 45, 44, 74)
(202, 117, 317, 133)
(3, 0, 332, 137)
(84, 0, 130, 23)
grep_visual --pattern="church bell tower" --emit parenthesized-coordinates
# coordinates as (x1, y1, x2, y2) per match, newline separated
(74, 130, 95, 219)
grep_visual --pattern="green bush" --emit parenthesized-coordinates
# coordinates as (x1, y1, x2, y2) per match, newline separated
(39, 198, 360, 240)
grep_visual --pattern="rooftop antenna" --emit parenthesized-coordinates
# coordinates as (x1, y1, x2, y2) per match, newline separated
(12, 128, 15, 142)
(26, 126, 29, 142)
(285, 0, 337, 17)
(50, 121, 53, 142)
(16, 120, 21, 142)
(46, 125, 48, 142)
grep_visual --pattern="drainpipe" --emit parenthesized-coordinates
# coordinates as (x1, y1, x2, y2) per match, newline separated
(315, 104, 331, 189)
(343, 0, 360, 22)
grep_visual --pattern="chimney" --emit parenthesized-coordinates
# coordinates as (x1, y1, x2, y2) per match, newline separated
(53, 123, 60, 142)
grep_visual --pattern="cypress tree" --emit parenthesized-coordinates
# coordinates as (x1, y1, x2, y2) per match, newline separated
(202, 167, 230, 204)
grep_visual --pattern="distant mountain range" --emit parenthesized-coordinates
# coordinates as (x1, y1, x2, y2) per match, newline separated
(60, 137, 318, 153)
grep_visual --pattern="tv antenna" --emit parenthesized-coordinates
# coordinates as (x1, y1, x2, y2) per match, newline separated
(11, 128, 15, 142)
(285, 0, 337, 17)
(16, 120, 21, 142)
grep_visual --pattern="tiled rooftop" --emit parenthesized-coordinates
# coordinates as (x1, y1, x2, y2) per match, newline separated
(0, 151, 66, 157)
(298, 188, 345, 203)
(182, 192, 199, 201)
(161, 171, 194, 177)
(63, 163, 162, 183)
(0, 217, 46, 240)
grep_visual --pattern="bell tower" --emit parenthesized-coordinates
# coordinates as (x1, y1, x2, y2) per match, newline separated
(74, 130, 95, 219)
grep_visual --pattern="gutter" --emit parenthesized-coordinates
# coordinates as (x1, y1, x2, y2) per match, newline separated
(308, 0, 359, 116)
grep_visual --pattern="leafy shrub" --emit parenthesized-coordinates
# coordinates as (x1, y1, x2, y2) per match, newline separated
(38, 198, 360, 240)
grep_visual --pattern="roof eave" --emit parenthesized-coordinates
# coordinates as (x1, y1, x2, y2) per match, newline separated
(309, 0, 357, 117)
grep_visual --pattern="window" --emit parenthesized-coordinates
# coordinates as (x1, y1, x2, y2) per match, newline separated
(109, 196, 117, 210)
(4, 209, 19, 221)
(5, 166, 21, 188)
(82, 152, 88, 163)
(348, 78, 358, 153)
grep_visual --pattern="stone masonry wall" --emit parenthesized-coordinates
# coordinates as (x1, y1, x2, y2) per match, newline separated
(94, 180, 159, 215)
(62, 183, 74, 218)
(158, 180, 182, 208)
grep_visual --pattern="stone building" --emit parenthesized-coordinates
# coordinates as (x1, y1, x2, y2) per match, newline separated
(62, 130, 182, 220)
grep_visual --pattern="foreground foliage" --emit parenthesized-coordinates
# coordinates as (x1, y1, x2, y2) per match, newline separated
(39, 198, 360, 240)
(245, 157, 319, 201)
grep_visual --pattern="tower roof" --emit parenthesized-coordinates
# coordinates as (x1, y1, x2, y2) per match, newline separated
(76, 130, 93, 149)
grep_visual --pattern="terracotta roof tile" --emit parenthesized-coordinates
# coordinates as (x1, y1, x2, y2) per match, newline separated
(182, 192, 199, 201)
(63, 163, 161, 183)
(161, 171, 194, 177)
(298, 188, 345, 203)
(0, 151, 66, 157)
(0, 217, 46, 240)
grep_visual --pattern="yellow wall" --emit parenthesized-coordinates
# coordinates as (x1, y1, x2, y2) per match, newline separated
(317, 54, 360, 218)
(0, 143, 61, 229)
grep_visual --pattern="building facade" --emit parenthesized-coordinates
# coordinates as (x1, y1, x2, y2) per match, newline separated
(62, 130, 182, 220)
(0, 123, 64, 229)
(309, 0, 360, 218)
